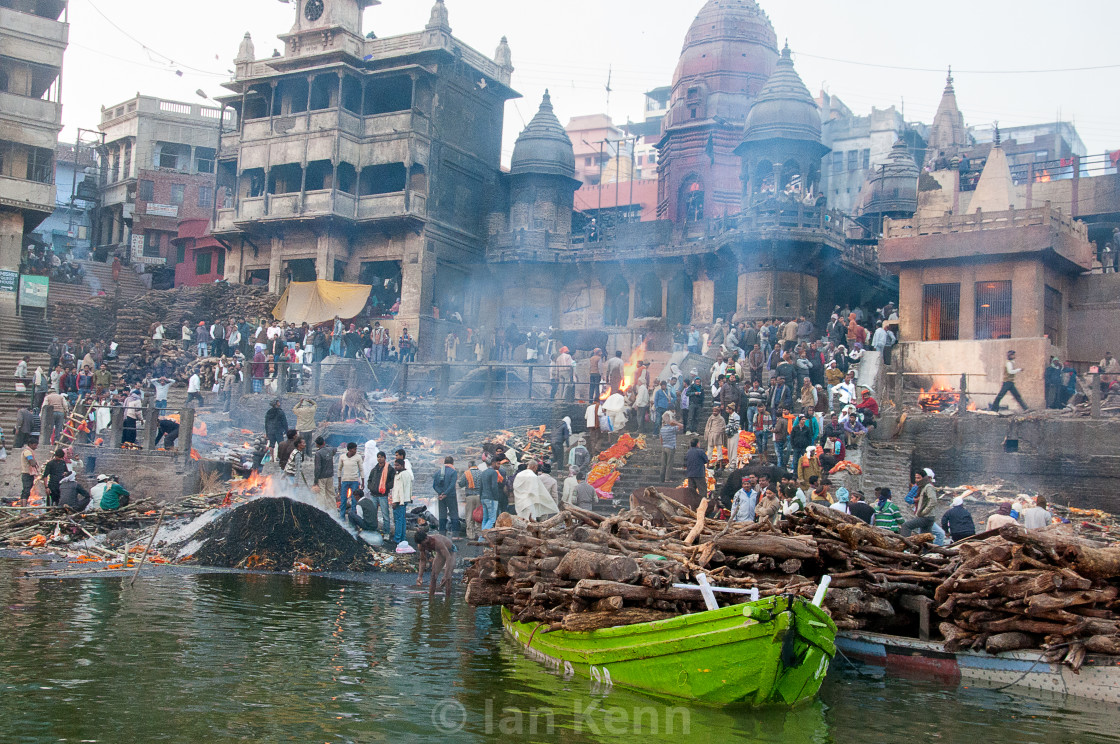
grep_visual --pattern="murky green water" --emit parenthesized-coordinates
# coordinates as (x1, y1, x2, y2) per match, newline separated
(0, 560, 1114, 743)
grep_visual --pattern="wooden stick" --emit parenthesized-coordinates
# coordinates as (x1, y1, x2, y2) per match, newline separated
(127, 508, 166, 588)
(684, 497, 709, 546)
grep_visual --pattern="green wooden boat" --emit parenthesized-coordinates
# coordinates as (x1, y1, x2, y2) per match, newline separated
(502, 593, 836, 706)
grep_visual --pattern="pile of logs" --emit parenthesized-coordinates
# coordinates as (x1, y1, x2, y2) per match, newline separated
(465, 488, 1120, 664)
(935, 524, 1120, 668)
(114, 284, 277, 356)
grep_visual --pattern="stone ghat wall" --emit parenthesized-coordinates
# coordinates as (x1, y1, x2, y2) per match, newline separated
(69, 446, 201, 500)
(901, 413, 1120, 511)
(229, 393, 587, 442)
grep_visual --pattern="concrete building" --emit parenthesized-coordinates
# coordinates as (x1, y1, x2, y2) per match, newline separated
(212, 0, 516, 349)
(819, 99, 925, 216)
(0, 0, 68, 307)
(31, 141, 98, 256)
(881, 144, 1094, 407)
(133, 167, 222, 288)
(94, 95, 233, 266)
(567, 113, 625, 187)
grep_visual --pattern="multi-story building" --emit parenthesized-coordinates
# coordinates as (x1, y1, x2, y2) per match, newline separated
(212, 0, 516, 345)
(0, 0, 68, 307)
(94, 95, 234, 264)
(567, 113, 625, 187)
(819, 97, 926, 216)
(132, 168, 221, 286)
(32, 141, 98, 256)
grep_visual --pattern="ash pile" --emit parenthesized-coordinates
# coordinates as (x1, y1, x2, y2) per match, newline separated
(187, 497, 394, 572)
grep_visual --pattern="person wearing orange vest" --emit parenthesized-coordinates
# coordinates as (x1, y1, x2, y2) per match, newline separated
(458, 460, 483, 541)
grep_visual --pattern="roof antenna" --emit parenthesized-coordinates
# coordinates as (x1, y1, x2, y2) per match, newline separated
(993, 120, 1000, 147)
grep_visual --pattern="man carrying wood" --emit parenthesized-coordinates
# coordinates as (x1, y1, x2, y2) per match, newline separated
(414, 522, 456, 595)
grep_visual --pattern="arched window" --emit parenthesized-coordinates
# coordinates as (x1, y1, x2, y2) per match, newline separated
(679, 177, 704, 223)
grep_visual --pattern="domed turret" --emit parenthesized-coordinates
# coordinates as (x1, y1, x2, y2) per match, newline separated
(742, 43, 821, 145)
(657, 0, 779, 222)
(664, 0, 778, 130)
(735, 44, 829, 205)
(510, 90, 577, 180)
(865, 139, 919, 218)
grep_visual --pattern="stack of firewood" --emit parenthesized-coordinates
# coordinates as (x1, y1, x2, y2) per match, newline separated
(934, 524, 1120, 668)
(465, 489, 1120, 664)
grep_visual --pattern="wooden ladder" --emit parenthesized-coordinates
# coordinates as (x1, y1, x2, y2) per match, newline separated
(56, 396, 89, 446)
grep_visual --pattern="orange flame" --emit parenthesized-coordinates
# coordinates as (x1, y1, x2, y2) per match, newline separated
(230, 471, 272, 494)
(190, 448, 201, 461)
(620, 341, 648, 393)
(1036, 169, 1051, 183)
(967, 401, 977, 411)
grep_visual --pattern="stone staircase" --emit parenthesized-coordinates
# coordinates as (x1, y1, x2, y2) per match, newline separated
(75, 258, 150, 302)
(856, 438, 915, 499)
(0, 313, 54, 354)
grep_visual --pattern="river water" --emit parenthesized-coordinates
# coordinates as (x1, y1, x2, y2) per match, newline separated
(0, 560, 1114, 743)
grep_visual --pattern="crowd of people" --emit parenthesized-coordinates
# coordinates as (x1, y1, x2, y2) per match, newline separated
(21, 246, 88, 286)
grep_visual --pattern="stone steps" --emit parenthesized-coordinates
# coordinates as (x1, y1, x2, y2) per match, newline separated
(75, 258, 149, 301)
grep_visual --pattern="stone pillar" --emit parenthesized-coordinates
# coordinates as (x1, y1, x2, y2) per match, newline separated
(268, 235, 283, 293)
(660, 278, 669, 321)
(692, 275, 714, 325)
(142, 401, 159, 450)
(312, 363, 321, 394)
(39, 404, 54, 447)
(0, 210, 21, 313)
(736, 270, 750, 321)
(179, 408, 195, 460)
(109, 407, 124, 448)
(315, 231, 331, 281)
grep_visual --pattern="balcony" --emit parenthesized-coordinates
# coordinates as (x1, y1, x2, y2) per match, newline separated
(239, 108, 365, 142)
(0, 91, 62, 130)
(357, 192, 426, 221)
(0, 8, 68, 69)
(0, 175, 53, 215)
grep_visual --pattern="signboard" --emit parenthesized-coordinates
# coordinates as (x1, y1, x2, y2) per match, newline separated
(146, 203, 179, 218)
(0, 269, 17, 294)
(19, 275, 48, 308)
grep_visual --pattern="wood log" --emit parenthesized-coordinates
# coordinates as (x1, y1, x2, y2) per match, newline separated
(1084, 635, 1120, 655)
(560, 608, 675, 633)
(1025, 586, 1118, 616)
(825, 587, 895, 618)
(591, 596, 625, 612)
(464, 579, 510, 606)
(572, 579, 697, 603)
(683, 498, 709, 545)
(984, 632, 1037, 654)
(998, 524, 1120, 580)
(555, 549, 641, 584)
(713, 534, 818, 561)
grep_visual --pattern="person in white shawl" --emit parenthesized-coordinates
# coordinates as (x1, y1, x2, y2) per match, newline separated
(513, 459, 558, 520)
(362, 440, 379, 484)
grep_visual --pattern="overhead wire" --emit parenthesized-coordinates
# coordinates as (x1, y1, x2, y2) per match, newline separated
(85, 0, 228, 77)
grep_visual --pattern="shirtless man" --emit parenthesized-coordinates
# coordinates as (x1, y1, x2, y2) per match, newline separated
(414, 522, 456, 595)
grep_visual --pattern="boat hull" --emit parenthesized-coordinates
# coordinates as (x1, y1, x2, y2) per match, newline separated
(503, 595, 836, 706)
(837, 630, 1120, 704)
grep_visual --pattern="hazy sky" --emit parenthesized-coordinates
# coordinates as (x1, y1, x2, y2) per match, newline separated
(61, 0, 1119, 161)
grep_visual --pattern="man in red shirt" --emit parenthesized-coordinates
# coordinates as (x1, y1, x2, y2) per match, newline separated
(855, 389, 879, 429)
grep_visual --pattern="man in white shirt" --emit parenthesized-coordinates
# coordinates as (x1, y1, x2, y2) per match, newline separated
(181, 322, 192, 352)
(150, 376, 172, 410)
(390, 459, 414, 548)
(186, 372, 203, 407)
(15, 357, 28, 379)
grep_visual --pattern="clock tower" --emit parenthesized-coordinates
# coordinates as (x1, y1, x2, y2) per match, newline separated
(283, 0, 380, 55)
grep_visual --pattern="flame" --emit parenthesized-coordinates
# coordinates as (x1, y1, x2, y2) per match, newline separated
(166, 415, 208, 437)
(190, 448, 201, 461)
(967, 401, 978, 411)
(917, 385, 960, 412)
(230, 471, 272, 494)
(620, 341, 648, 393)
(1036, 169, 1051, 183)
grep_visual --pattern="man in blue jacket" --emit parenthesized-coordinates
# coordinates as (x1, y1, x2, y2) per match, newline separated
(433, 456, 461, 537)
